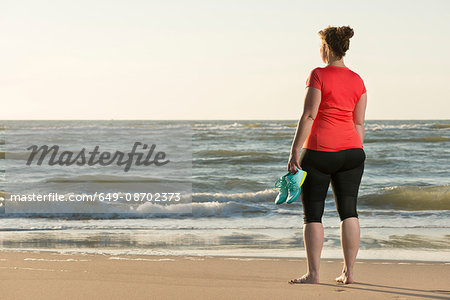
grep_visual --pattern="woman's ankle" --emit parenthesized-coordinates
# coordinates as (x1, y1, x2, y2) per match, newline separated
(342, 264, 353, 273)
(307, 270, 319, 278)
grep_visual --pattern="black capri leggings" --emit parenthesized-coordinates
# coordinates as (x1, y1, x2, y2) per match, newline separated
(299, 148, 366, 224)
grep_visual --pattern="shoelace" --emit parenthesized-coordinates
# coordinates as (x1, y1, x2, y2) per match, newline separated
(286, 176, 299, 192)
(274, 177, 285, 189)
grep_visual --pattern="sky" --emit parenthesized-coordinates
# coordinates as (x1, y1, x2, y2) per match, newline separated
(1, 0, 449, 120)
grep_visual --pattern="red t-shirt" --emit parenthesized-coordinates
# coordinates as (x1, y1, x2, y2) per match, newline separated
(304, 65, 366, 152)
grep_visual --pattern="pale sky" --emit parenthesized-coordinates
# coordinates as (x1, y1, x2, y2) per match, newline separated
(1, 0, 449, 120)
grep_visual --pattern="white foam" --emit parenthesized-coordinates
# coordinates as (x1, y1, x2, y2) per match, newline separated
(24, 258, 90, 262)
(183, 257, 205, 261)
(108, 256, 175, 262)
(1, 247, 449, 263)
(223, 257, 280, 261)
(0, 266, 70, 272)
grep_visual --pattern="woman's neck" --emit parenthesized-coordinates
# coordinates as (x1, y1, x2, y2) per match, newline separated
(326, 57, 346, 68)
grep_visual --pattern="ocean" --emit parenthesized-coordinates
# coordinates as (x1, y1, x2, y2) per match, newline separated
(0, 120, 449, 261)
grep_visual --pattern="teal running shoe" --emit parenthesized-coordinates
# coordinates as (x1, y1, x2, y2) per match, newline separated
(274, 173, 289, 205)
(285, 168, 307, 204)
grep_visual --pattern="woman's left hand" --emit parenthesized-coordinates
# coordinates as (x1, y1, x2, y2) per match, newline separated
(287, 151, 301, 173)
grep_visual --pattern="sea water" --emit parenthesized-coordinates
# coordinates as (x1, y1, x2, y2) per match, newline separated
(0, 120, 449, 261)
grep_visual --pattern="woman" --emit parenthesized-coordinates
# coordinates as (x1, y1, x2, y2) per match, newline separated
(287, 25, 367, 284)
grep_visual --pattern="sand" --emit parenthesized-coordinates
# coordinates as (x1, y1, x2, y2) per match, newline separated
(0, 251, 449, 300)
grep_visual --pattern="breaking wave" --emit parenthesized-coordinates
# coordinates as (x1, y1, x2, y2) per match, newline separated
(359, 185, 450, 211)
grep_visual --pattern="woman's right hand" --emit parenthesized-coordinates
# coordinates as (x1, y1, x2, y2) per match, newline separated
(287, 151, 301, 174)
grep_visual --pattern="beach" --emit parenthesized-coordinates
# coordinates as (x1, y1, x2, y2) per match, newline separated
(1, 251, 449, 299)
(2, 0, 450, 297)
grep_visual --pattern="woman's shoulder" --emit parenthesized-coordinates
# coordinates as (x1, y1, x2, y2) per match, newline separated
(347, 68, 365, 80)
(308, 66, 365, 82)
(307, 66, 326, 79)
(347, 68, 367, 93)
(310, 66, 326, 73)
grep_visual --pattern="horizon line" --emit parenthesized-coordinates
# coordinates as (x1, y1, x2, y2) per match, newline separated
(1, 118, 449, 121)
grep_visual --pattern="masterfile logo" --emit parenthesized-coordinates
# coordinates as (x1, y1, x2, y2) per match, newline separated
(26, 142, 170, 172)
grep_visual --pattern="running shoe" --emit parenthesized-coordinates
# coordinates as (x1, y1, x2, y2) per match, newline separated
(286, 168, 307, 204)
(274, 173, 289, 205)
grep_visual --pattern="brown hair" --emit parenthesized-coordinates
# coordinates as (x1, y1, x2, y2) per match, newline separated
(318, 25, 354, 59)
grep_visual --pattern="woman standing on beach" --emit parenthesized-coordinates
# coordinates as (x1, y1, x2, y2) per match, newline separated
(287, 25, 367, 284)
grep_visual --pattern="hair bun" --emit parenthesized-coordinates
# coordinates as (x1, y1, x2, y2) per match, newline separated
(318, 25, 354, 59)
(337, 26, 354, 39)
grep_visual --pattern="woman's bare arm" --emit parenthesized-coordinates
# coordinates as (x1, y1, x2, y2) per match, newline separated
(353, 93, 367, 144)
(287, 87, 321, 173)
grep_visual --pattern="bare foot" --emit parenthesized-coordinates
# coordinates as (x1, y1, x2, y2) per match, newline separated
(335, 271, 353, 284)
(289, 273, 319, 284)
